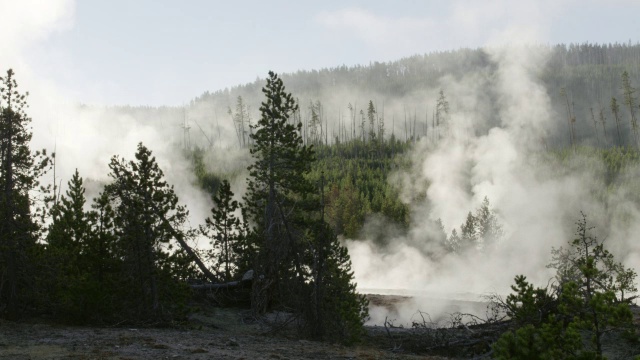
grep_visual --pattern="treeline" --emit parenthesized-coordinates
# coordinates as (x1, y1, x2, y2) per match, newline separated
(0, 70, 367, 343)
(181, 42, 640, 149)
(99, 43, 640, 156)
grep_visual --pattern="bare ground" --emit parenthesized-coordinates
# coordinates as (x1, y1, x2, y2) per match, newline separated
(0, 302, 443, 360)
(1, 296, 638, 360)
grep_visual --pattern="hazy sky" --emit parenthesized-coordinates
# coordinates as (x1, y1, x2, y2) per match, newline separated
(7, 0, 640, 106)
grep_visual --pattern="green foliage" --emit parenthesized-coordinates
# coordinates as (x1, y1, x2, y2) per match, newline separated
(503, 275, 556, 327)
(305, 219, 369, 343)
(188, 147, 222, 194)
(494, 214, 638, 359)
(242, 70, 316, 313)
(309, 138, 411, 238)
(105, 143, 190, 323)
(45, 170, 92, 322)
(445, 197, 503, 253)
(201, 179, 243, 282)
(243, 71, 367, 342)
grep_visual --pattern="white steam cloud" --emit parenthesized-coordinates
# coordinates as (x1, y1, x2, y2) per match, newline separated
(348, 38, 640, 325)
(0, 0, 246, 249)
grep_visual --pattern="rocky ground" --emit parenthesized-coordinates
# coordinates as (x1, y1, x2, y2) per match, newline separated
(1, 295, 639, 359)
(0, 301, 443, 360)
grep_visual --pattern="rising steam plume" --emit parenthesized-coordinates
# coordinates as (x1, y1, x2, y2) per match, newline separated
(348, 45, 640, 325)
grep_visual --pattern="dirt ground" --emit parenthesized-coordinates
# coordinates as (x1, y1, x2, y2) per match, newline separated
(1, 296, 638, 360)
(0, 302, 443, 360)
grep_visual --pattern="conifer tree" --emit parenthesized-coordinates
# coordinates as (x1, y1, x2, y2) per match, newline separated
(46, 169, 91, 320)
(621, 71, 638, 147)
(306, 176, 368, 342)
(242, 72, 367, 342)
(243, 71, 316, 314)
(0, 69, 51, 317)
(86, 191, 117, 286)
(435, 89, 450, 140)
(201, 179, 242, 282)
(48, 169, 89, 250)
(610, 97, 623, 145)
(105, 143, 190, 322)
(83, 190, 120, 320)
(367, 100, 376, 144)
(228, 96, 251, 148)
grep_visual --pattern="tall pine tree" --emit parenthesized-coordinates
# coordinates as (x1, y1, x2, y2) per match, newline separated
(201, 179, 242, 282)
(105, 143, 190, 322)
(45, 169, 91, 320)
(0, 69, 51, 318)
(243, 71, 316, 314)
(242, 71, 367, 342)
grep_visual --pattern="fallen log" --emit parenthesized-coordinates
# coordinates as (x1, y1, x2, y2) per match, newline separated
(152, 205, 220, 283)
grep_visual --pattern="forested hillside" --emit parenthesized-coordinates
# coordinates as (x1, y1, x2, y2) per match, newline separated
(183, 43, 640, 149)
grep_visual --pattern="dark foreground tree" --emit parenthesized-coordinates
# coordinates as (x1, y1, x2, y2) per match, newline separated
(0, 69, 51, 318)
(201, 179, 242, 282)
(242, 71, 367, 342)
(45, 169, 92, 321)
(105, 143, 190, 322)
(242, 70, 316, 314)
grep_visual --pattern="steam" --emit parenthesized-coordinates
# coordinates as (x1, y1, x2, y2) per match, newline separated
(348, 44, 640, 325)
(0, 0, 248, 249)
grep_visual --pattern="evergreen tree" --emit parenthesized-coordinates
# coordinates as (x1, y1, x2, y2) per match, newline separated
(243, 72, 367, 342)
(201, 179, 242, 282)
(243, 70, 316, 314)
(45, 169, 91, 320)
(306, 219, 368, 343)
(48, 169, 89, 250)
(610, 97, 623, 145)
(367, 100, 376, 144)
(475, 197, 504, 250)
(228, 96, 251, 148)
(435, 89, 450, 140)
(0, 69, 51, 318)
(621, 71, 638, 147)
(105, 143, 190, 322)
(83, 190, 120, 321)
(494, 214, 637, 358)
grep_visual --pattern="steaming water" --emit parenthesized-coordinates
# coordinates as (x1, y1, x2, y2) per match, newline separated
(362, 288, 494, 326)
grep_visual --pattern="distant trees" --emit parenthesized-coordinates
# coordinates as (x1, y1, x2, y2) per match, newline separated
(560, 87, 576, 150)
(367, 100, 377, 143)
(228, 96, 252, 148)
(621, 71, 638, 147)
(443, 197, 503, 253)
(610, 97, 623, 145)
(307, 100, 323, 146)
(435, 89, 449, 140)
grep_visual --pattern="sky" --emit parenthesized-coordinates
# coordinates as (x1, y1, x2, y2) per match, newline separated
(5, 0, 640, 106)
